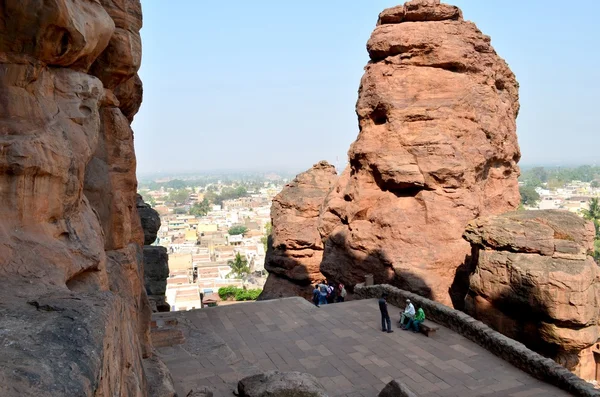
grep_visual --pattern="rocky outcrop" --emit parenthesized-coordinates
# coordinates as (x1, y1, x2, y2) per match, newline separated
(0, 0, 170, 395)
(137, 194, 170, 312)
(318, 0, 520, 306)
(237, 371, 328, 397)
(138, 194, 162, 245)
(464, 210, 600, 379)
(144, 246, 171, 312)
(260, 161, 337, 300)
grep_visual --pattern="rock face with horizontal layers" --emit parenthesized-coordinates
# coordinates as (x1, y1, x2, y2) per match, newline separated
(464, 210, 600, 379)
(318, 0, 520, 306)
(259, 161, 337, 300)
(0, 1, 170, 395)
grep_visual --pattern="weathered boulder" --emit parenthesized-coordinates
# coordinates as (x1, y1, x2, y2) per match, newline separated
(260, 161, 337, 300)
(138, 194, 162, 245)
(464, 210, 600, 378)
(186, 387, 214, 397)
(318, 0, 520, 306)
(237, 371, 328, 397)
(378, 380, 417, 397)
(0, 0, 172, 395)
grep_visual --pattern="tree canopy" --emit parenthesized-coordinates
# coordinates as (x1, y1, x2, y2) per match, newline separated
(168, 189, 189, 204)
(189, 198, 210, 217)
(519, 185, 540, 207)
(228, 225, 248, 236)
(519, 165, 600, 188)
(227, 253, 250, 279)
(260, 222, 272, 252)
(582, 198, 600, 236)
(582, 198, 600, 263)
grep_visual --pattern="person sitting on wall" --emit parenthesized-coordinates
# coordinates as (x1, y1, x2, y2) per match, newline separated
(399, 299, 415, 327)
(404, 307, 425, 333)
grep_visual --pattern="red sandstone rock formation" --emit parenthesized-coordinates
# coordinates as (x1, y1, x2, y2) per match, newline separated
(318, 0, 520, 306)
(0, 1, 170, 395)
(464, 210, 600, 379)
(259, 161, 337, 300)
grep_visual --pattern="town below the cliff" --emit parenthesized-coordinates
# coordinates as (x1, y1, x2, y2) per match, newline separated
(138, 172, 288, 310)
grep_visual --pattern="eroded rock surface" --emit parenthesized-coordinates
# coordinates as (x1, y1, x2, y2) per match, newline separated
(0, 0, 171, 395)
(318, 0, 520, 306)
(260, 161, 337, 300)
(464, 210, 600, 378)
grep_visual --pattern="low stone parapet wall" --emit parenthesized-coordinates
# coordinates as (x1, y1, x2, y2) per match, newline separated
(354, 284, 599, 397)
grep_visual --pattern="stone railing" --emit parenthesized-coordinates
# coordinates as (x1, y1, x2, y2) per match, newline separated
(354, 284, 600, 397)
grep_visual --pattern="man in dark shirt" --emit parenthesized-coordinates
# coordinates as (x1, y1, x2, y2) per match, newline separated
(379, 292, 393, 333)
(312, 285, 321, 307)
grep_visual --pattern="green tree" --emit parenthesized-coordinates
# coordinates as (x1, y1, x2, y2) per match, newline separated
(260, 222, 272, 252)
(204, 190, 218, 204)
(227, 253, 250, 279)
(591, 180, 599, 188)
(582, 198, 600, 237)
(168, 189, 189, 204)
(593, 240, 600, 263)
(546, 179, 564, 190)
(165, 179, 187, 189)
(228, 225, 248, 235)
(190, 198, 210, 217)
(519, 185, 540, 207)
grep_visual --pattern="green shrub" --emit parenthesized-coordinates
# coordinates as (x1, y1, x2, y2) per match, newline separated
(234, 288, 262, 301)
(218, 287, 262, 301)
(218, 286, 241, 300)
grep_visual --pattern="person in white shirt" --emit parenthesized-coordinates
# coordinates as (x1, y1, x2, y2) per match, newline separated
(399, 299, 415, 327)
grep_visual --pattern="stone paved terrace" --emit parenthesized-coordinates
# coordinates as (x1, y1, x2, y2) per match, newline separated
(154, 297, 572, 396)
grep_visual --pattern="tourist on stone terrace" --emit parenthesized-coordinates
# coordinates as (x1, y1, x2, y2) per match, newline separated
(404, 307, 425, 333)
(379, 292, 393, 333)
(399, 299, 415, 327)
(318, 282, 328, 306)
(312, 285, 321, 307)
(337, 283, 347, 303)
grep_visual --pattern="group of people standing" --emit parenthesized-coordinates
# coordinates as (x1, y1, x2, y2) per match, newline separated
(312, 281, 347, 307)
(379, 292, 426, 333)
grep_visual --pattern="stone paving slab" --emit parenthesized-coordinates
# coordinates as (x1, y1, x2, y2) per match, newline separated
(154, 297, 572, 397)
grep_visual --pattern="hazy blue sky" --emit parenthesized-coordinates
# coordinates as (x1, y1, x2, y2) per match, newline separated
(133, 0, 599, 175)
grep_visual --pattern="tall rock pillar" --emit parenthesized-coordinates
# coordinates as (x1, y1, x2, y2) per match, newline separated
(319, 0, 521, 306)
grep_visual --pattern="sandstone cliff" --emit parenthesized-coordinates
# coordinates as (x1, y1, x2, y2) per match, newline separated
(0, 1, 166, 395)
(464, 210, 600, 380)
(259, 161, 337, 300)
(318, 0, 521, 306)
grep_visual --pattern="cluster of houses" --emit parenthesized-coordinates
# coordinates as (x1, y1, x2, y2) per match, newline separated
(142, 183, 283, 311)
(530, 181, 600, 212)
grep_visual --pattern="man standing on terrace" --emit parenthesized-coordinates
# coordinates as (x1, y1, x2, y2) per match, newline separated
(379, 292, 393, 333)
